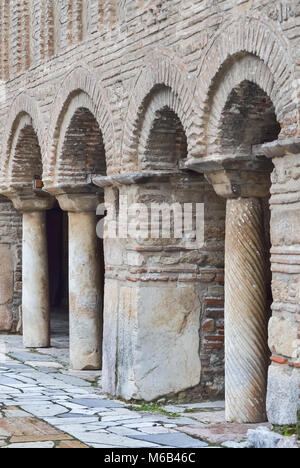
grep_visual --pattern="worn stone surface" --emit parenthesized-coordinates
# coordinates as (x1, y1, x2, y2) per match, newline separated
(0, 331, 230, 449)
(224, 198, 269, 423)
(22, 211, 50, 348)
(0, 201, 22, 333)
(178, 422, 272, 445)
(117, 284, 202, 401)
(266, 365, 299, 425)
(268, 317, 298, 359)
(277, 435, 299, 449)
(68, 210, 102, 371)
(247, 427, 282, 449)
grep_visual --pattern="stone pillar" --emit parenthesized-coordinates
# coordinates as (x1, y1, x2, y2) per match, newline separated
(9, 194, 55, 348)
(225, 198, 269, 423)
(263, 140, 300, 425)
(22, 211, 50, 348)
(93, 174, 226, 401)
(204, 167, 272, 423)
(56, 191, 102, 371)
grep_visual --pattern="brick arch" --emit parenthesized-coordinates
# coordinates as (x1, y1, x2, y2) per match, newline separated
(137, 86, 188, 171)
(195, 15, 298, 157)
(0, 94, 46, 190)
(54, 92, 107, 185)
(122, 52, 195, 172)
(46, 66, 115, 185)
(206, 55, 280, 155)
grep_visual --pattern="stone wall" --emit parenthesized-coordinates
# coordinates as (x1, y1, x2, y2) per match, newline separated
(0, 196, 22, 331)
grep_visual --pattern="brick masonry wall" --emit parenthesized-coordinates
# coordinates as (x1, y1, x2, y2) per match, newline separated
(0, 196, 22, 331)
(0, 0, 299, 399)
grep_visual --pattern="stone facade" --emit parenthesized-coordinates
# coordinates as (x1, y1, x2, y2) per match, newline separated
(0, 0, 299, 425)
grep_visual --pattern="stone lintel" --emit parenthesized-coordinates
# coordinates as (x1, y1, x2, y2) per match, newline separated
(185, 152, 272, 174)
(262, 138, 300, 159)
(90, 170, 197, 188)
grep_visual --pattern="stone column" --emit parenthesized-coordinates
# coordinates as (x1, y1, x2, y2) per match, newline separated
(22, 211, 50, 348)
(57, 192, 102, 371)
(10, 194, 55, 348)
(204, 167, 272, 423)
(225, 197, 269, 423)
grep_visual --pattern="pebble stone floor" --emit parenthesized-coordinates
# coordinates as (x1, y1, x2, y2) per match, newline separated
(0, 316, 259, 449)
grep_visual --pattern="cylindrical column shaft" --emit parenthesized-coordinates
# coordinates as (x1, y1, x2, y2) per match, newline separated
(68, 211, 102, 370)
(225, 198, 269, 423)
(22, 211, 50, 348)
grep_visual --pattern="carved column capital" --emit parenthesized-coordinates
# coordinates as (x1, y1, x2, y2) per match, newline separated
(3, 189, 55, 212)
(205, 169, 271, 199)
(47, 184, 103, 213)
(185, 154, 272, 199)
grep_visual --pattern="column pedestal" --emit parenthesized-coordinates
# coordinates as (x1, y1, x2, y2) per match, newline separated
(225, 198, 269, 423)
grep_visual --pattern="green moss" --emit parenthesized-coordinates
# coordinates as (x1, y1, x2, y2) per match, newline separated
(130, 403, 180, 418)
(272, 425, 297, 437)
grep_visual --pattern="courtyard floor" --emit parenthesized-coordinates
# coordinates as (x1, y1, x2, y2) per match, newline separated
(0, 316, 271, 449)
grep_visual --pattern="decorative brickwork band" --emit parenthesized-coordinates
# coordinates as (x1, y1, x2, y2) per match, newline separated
(225, 198, 269, 423)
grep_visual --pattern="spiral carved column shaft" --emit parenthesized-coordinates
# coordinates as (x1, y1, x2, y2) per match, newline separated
(225, 198, 269, 423)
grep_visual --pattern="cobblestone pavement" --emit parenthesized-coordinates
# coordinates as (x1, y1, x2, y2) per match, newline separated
(0, 321, 267, 449)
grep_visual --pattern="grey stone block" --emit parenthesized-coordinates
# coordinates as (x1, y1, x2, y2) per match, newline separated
(70, 398, 123, 408)
(266, 366, 298, 425)
(247, 427, 281, 449)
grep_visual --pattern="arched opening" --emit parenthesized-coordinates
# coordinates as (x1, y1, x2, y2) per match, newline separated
(9, 121, 69, 348)
(57, 106, 106, 184)
(10, 124, 43, 188)
(114, 88, 226, 401)
(220, 80, 280, 325)
(54, 105, 107, 369)
(46, 202, 69, 345)
(220, 80, 281, 156)
(216, 80, 281, 422)
(141, 106, 188, 170)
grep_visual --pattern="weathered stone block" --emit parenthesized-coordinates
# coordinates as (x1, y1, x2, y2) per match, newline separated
(266, 365, 298, 425)
(0, 244, 14, 305)
(0, 305, 13, 331)
(247, 427, 282, 449)
(116, 283, 201, 401)
(268, 316, 298, 359)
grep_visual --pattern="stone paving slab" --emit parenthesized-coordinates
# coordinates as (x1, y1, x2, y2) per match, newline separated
(130, 433, 209, 448)
(0, 416, 73, 443)
(70, 398, 123, 409)
(189, 410, 226, 424)
(0, 333, 233, 449)
(177, 422, 272, 444)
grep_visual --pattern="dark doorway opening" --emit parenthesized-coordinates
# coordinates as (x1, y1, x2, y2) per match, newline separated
(46, 203, 69, 340)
